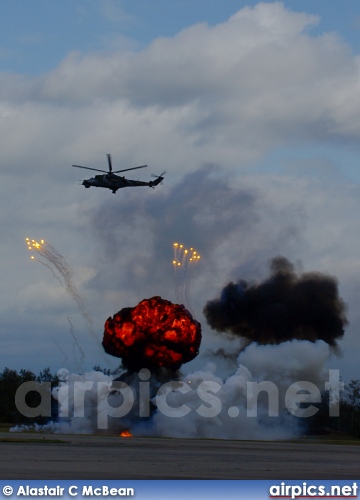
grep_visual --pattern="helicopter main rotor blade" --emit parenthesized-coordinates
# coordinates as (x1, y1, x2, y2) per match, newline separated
(113, 165, 148, 174)
(107, 154, 112, 173)
(72, 165, 108, 173)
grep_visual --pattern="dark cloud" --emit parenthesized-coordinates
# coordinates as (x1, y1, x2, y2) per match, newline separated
(203, 256, 348, 348)
(88, 166, 259, 294)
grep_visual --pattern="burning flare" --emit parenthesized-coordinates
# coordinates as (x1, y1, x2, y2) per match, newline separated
(172, 242, 201, 308)
(103, 296, 202, 371)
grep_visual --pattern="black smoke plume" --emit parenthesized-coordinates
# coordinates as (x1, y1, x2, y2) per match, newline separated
(203, 256, 348, 348)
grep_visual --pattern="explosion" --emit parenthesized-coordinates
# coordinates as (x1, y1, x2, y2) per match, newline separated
(18, 249, 349, 440)
(103, 296, 202, 372)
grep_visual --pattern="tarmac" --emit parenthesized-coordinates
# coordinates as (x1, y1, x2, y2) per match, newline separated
(1, 432, 360, 479)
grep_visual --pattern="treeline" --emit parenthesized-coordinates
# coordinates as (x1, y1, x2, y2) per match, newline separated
(306, 380, 360, 438)
(1, 366, 360, 438)
(0, 366, 110, 425)
(0, 367, 59, 424)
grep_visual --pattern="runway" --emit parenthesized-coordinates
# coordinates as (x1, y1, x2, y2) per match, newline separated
(1, 432, 360, 479)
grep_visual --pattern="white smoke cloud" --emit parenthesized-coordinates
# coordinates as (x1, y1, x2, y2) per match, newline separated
(13, 339, 332, 440)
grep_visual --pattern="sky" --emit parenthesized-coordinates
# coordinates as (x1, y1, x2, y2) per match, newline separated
(1, 0, 360, 385)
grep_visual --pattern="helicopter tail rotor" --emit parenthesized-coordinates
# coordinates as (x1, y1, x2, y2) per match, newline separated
(149, 171, 166, 188)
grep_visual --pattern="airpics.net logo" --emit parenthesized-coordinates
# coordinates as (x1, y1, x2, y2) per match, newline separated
(14, 368, 343, 430)
(269, 482, 358, 499)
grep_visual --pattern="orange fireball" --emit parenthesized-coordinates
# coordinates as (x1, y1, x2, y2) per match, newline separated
(103, 296, 201, 371)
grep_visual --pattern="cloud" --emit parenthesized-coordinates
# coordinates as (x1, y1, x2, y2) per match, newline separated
(85, 166, 304, 307)
(99, 0, 135, 28)
(1, 2, 360, 380)
(0, 2, 359, 175)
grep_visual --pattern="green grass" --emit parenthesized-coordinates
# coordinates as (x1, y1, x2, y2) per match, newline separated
(0, 423, 13, 432)
(303, 433, 360, 445)
(0, 423, 65, 443)
(0, 437, 64, 443)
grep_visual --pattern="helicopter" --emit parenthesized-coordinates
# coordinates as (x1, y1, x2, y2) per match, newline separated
(72, 154, 165, 194)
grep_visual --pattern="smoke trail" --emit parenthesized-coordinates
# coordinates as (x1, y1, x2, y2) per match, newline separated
(52, 338, 68, 365)
(32, 257, 64, 286)
(24, 237, 113, 367)
(26, 238, 96, 334)
(67, 315, 86, 367)
(203, 256, 348, 349)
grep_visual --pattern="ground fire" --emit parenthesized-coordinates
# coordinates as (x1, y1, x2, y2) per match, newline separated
(120, 430, 133, 437)
(102, 296, 202, 371)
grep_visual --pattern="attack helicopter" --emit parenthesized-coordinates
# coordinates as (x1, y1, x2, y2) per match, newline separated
(72, 154, 165, 194)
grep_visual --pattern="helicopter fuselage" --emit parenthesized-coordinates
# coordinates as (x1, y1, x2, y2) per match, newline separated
(82, 173, 163, 193)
